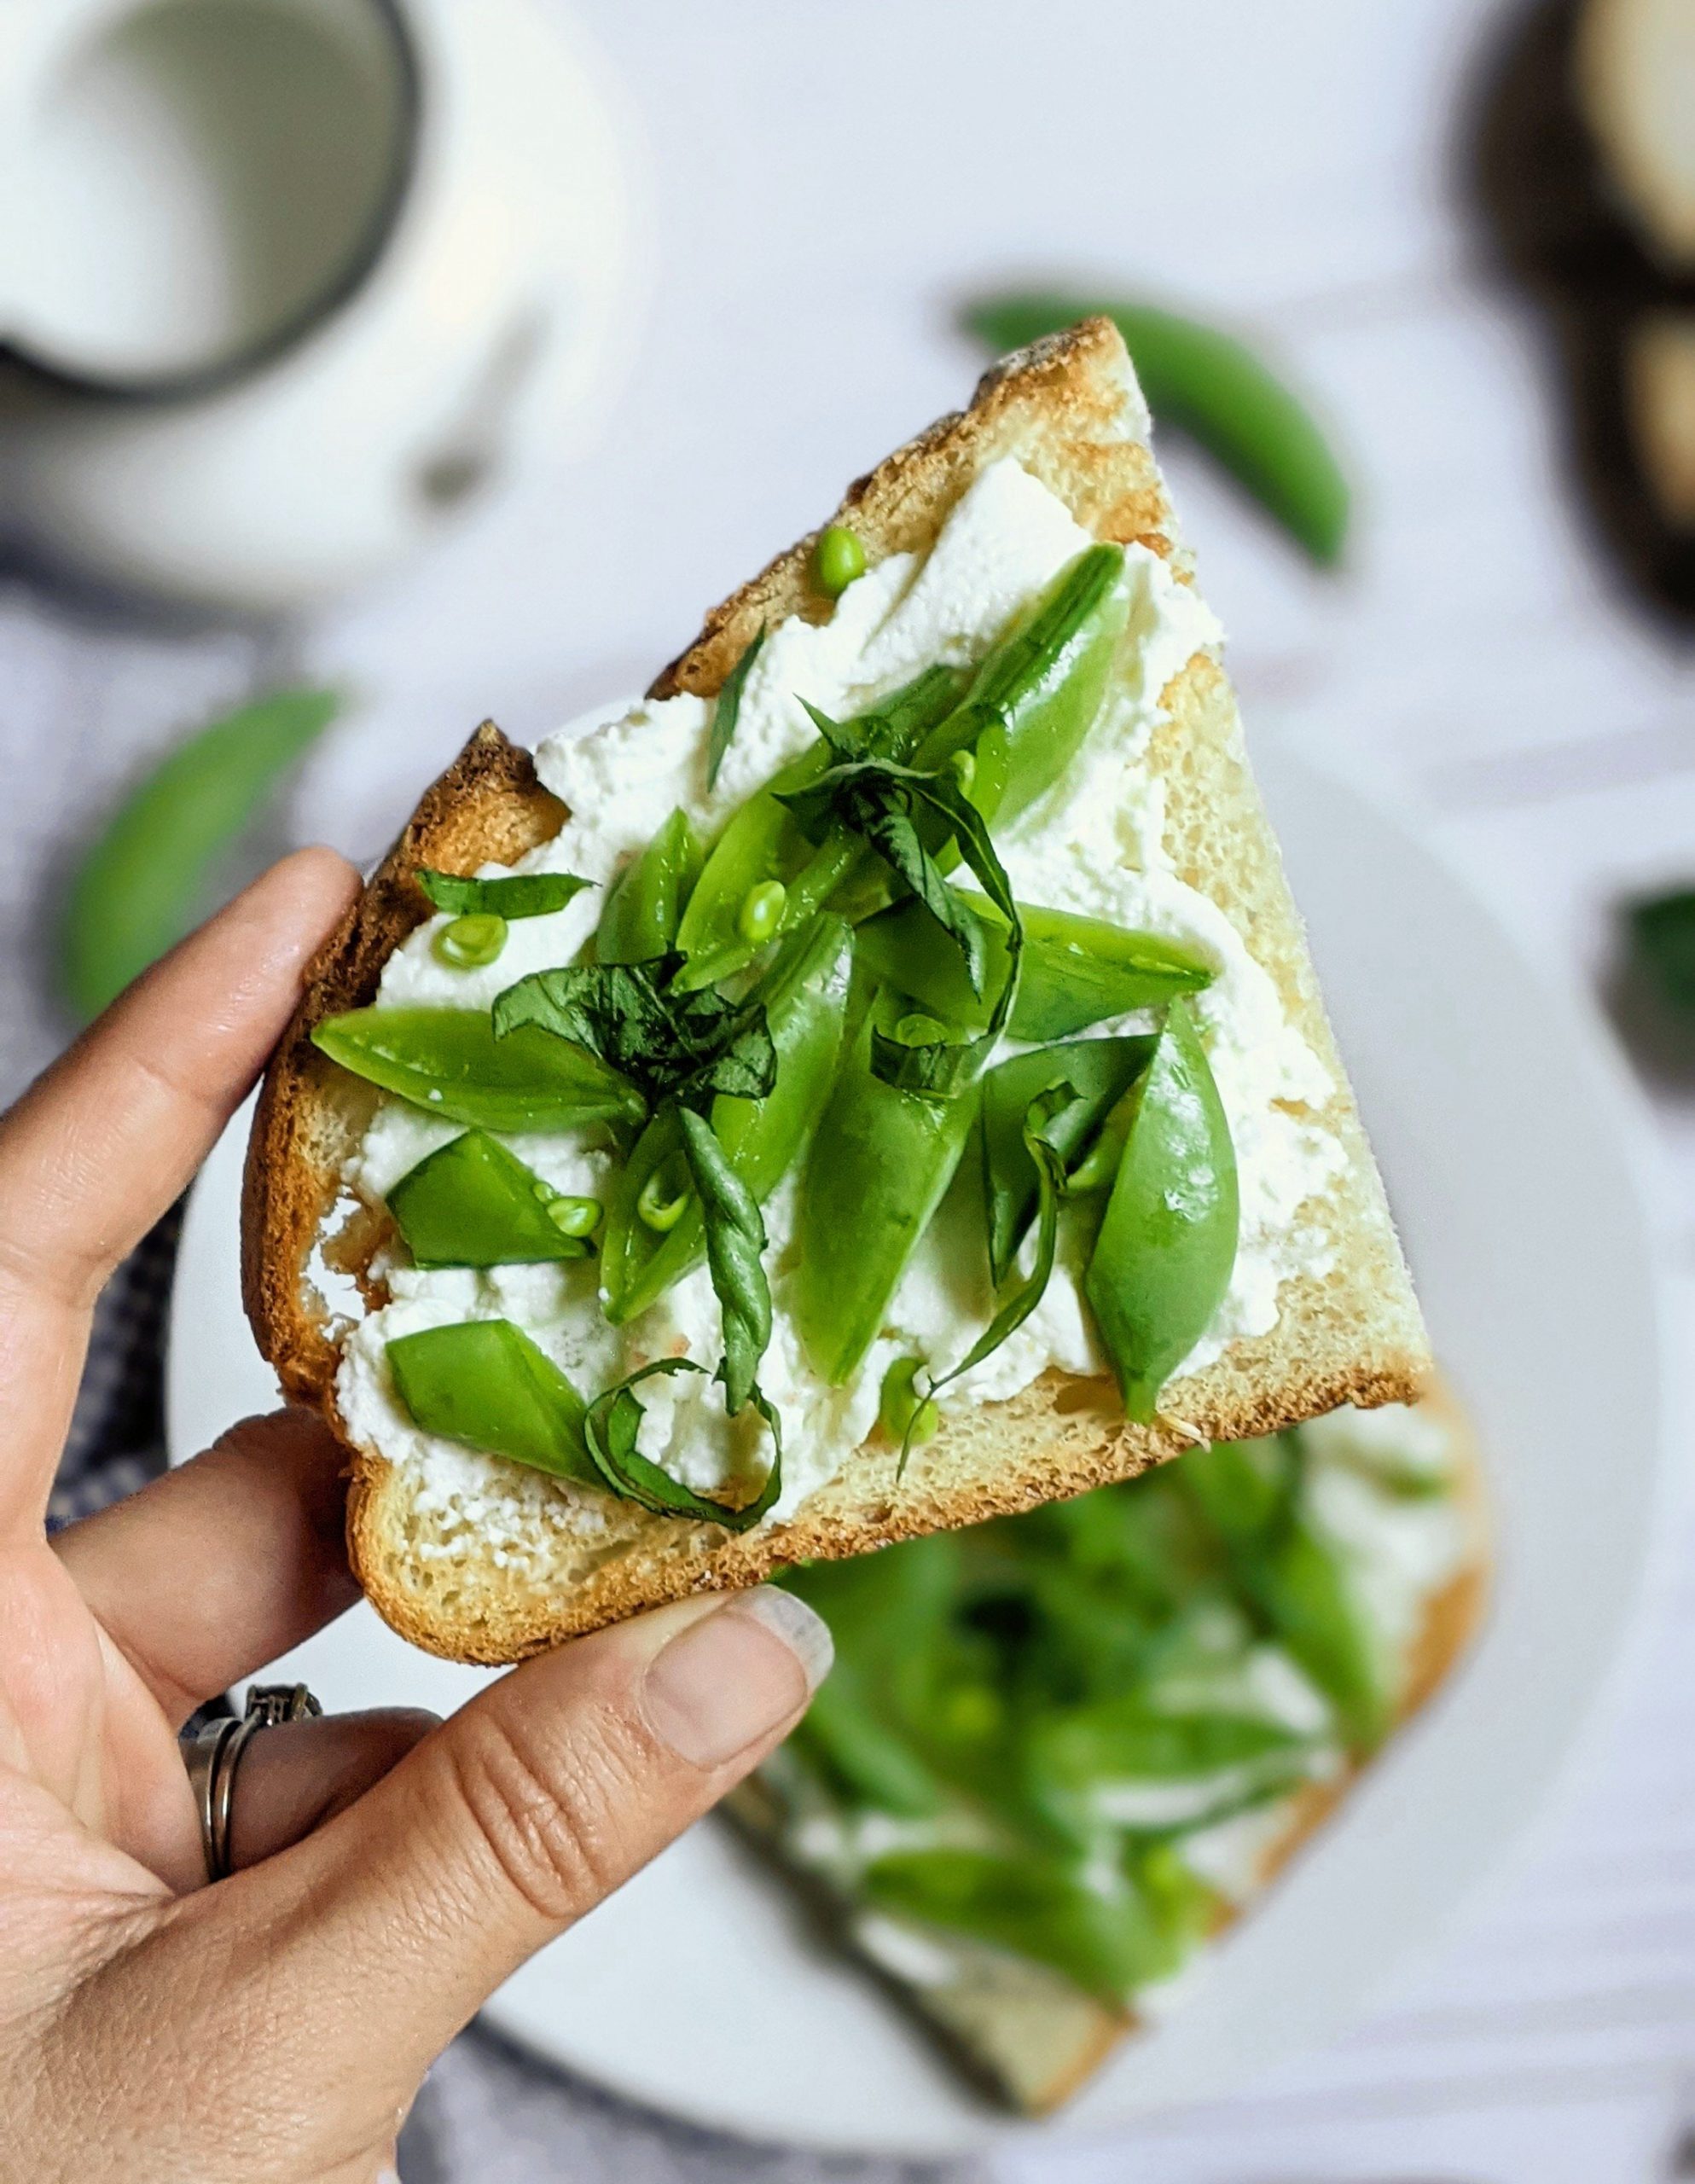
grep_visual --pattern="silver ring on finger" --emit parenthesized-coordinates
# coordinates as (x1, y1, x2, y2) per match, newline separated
(181, 1682, 323, 1882)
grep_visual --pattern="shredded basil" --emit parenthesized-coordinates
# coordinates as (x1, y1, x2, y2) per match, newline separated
(583, 1358, 781, 1531)
(776, 754, 1024, 1097)
(492, 954, 776, 1113)
(899, 1078, 1081, 1472)
(706, 625, 767, 791)
(417, 868, 593, 919)
(677, 1106, 774, 1414)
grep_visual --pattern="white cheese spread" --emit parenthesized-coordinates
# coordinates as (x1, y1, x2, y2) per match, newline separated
(336, 457, 1344, 1536)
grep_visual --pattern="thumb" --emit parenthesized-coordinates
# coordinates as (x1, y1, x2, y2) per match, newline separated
(211, 1588, 829, 2097)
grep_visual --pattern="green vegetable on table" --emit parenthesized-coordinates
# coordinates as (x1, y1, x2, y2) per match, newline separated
(311, 1007, 645, 1133)
(965, 293, 1350, 566)
(595, 807, 700, 965)
(61, 686, 340, 1022)
(1085, 1000, 1239, 1422)
(385, 1129, 598, 1269)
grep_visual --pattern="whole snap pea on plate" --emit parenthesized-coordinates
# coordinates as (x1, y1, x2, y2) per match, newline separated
(600, 914, 855, 1323)
(385, 1129, 601, 1269)
(965, 293, 1350, 567)
(1085, 998, 1239, 1423)
(311, 1006, 646, 1133)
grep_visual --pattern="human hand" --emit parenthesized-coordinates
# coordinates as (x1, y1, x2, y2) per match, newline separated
(0, 852, 831, 2183)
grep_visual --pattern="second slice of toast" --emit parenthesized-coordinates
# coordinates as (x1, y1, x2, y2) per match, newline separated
(244, 317, 1430, 1663)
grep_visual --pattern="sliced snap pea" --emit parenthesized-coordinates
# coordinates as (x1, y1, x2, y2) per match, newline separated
(595, 806, 701, 965)
(912, 543, 1130, 828)
(980, 1037, 1156, 1283)
(1083, 1000, 1239, 1422)
(1250, 1522, 1391, 1754)
(433, 912, 507, 969)
(795, 1007, 978, 1385)
(386, 1319, 599, 1485)
(417, 868, 590, 920)
(385, 1130, 595, 1268)
(964, 293, 1350, 566)
(600, 915, 854, 1324)
(61, 686, 340, 1023)
(855, 891, 1212, 1045)
(879, 1356, 939, 1448)
(312, 1007, 645, 1133)
(860, 1848, 1166, 2005)
(674, 666, 963, 991)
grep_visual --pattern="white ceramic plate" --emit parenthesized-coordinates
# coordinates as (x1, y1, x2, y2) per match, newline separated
(168, 744, 1671, 2157)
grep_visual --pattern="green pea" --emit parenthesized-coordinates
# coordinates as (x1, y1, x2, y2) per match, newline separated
(893, 1012, 949, 1047)
(547, 1195, 602, 1239)
(814, 524, 867, 598)
(636, 1162, 690, 1232)
(879, 1356, 939, 1448)
(736, 879, 787, 946)
(947, 748, 977, 794)
(433, 911, 508, 968)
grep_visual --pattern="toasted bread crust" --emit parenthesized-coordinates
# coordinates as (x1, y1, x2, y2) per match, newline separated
(244, 318, 1431, 1664)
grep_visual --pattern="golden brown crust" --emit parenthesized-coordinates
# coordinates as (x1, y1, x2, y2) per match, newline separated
(244, 317, 1431, 1665)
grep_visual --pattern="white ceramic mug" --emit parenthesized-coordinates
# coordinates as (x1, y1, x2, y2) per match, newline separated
(0, 0, 639, 611)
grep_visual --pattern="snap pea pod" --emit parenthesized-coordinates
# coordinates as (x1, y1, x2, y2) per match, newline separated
(1179, 1438, 1390, 1753)
(795, 1006, 979, 1385)
(979, 1036, 1156, 1282)
(673, 666, 963, 990)
(860, 1847, 1169, 2005)
(61, 686, 340, 1022)
(595, 806, 700, 964)
(386, 1130, 597, 1268)
(600, 915, 854, 1323)
(856, 891, 1213, 1045)
(910, 543, 1130, 827)
(964, 294, 1350, 566)
(386, 1319, 599, 1485)
(1083, 1001, 1239, 1422)
(312, 1007, 645, 1133)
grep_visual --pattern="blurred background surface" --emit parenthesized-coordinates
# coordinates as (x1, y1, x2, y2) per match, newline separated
(9, 1, 1695, 2178)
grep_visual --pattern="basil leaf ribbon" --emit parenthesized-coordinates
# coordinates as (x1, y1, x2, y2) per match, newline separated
(416, 868, 593, 920)
(777, 749, 1024, 1099)
(706, 625, 767, 791)
(897, 1078, 1081, 1474)
(493, 953, 776, 1113)
(583, 1358, 782, 1532)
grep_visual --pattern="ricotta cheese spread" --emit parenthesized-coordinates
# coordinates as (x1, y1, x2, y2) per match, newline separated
(336, 457, 1345, 1538)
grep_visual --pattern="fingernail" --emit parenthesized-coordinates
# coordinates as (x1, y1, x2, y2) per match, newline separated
(641, 1589, 833, 1769)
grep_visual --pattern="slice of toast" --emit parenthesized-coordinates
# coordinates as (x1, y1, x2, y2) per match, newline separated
(244, 317, 1431, 1663)
(725, 1393, 1489, 2116)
